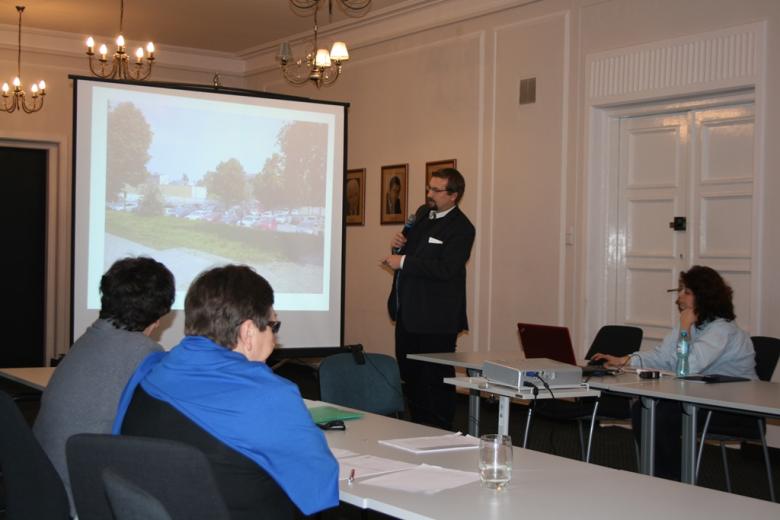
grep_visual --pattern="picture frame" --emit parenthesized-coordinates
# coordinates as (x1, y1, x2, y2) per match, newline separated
(345, 168, 366, 226)
(380, 164, 408, 225)
(425, 159, 457, 196)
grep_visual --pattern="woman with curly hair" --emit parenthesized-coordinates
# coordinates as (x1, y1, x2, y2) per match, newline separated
(593, 265, 757, 480)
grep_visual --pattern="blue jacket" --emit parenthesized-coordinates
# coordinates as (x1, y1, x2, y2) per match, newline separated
(113, 336, 339, 515)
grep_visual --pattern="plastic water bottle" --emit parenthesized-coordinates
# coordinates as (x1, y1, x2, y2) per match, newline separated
(676, 330, 690, 377)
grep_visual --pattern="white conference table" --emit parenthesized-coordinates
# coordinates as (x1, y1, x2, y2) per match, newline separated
(587, 372, 780, 485)
(443, 376, 600, 460)
(409, 352, 780, 488)
(0, 366, 54, 391)
(313, 401, 780, 519)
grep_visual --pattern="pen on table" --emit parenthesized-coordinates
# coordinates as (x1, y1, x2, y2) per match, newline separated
(348, 468, 356, 484)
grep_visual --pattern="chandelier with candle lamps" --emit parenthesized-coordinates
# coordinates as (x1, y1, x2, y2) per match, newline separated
(2, 5, 46, 114)
(277, 0, 371, 88)
(85, 0, 155, 81)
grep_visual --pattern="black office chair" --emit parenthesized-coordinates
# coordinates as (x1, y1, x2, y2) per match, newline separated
(584, 325, 644, 360)
(585, 325, 644, 419)
(0, 390, 70, 519)
(319, 351, 405, 416)
(102, 468, 174, 520)
(695, 335, 779, 502)
(67, 433, 230, 520)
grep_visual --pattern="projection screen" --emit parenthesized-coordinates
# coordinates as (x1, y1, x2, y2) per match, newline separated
(72, 77, 346, 350)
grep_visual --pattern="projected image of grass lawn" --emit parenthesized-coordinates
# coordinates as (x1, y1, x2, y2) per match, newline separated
(106, 211, 322, 266)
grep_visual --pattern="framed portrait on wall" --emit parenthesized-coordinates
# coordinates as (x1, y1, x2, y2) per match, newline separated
(380, 164, 408, 225)
(425, 159, 457, 196)
(345, 168, 365, 226)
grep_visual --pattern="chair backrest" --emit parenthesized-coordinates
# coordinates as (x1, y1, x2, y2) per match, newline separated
(0, 390, 70, 520)
(103, 469, 173, 520)
(751, 336, 780, 382)
(585, 325, 644, 360)
(319, 352, 405, 415)
(67, 433, 230, 520)
(517, 323, 577, 365)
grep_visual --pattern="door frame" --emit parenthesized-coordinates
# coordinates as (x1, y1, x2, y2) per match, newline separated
(581, 89, 762, 353)
(0, 133, 71, 365)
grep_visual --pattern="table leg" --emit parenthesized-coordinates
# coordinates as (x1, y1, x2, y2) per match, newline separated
(498, 395, 510, 437)
(640, 396, 656, 476)
(466, 368, 481, 436)
(681, 402, 697, 484)
(585, 398, 600, 463)
(523, 405, 533, 448)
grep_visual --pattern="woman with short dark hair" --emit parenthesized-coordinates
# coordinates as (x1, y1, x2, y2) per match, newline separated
(114, 265, 338, 519)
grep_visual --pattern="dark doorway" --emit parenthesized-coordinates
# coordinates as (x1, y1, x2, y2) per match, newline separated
(0, 146, 47, 366)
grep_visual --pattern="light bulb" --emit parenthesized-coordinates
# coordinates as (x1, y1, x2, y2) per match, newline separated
(146, 42, 155, 54)
(38, 80, 46, 92)
(86, 36, 95, 51)
(116, 34, 125, 48)
(99, 44, 108, 58)
(135, 47, 144, 62)
(13, 77, 20, 88)
(31, 83, 38, 94)
(2, 83, 8, 95)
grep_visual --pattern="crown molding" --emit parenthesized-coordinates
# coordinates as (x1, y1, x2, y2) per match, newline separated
(1, 0, 541, 78)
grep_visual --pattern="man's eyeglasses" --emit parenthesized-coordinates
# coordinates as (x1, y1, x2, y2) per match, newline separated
(267, 320, 282, 334)
(426, 185, 451, 194)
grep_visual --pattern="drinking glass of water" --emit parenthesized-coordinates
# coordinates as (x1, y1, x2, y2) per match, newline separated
(479, 434, 512, 490)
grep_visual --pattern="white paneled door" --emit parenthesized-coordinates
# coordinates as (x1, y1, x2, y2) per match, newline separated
(615, 104, 755, 349)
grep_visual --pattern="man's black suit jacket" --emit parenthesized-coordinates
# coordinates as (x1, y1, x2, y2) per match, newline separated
(388, 204, 475, 335)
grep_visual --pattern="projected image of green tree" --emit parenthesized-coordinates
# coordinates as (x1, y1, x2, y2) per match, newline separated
(106, 102, 152, 203)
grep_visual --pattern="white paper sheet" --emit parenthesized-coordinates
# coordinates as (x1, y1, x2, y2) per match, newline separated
(338, 454, 418, 481)
(331, 448, 359, 459)
(359, 464, 480, 493)
(378, 433, 480, 454)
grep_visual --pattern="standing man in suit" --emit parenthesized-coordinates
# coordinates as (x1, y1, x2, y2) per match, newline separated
(384, 168, 475, 429)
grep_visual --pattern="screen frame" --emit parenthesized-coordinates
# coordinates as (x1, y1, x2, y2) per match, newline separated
(69, 75, 349, 356)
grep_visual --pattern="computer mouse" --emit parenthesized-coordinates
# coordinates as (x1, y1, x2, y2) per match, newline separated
(587, 357, 607, 366)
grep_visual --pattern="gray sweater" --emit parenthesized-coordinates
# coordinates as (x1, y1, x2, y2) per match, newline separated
(33, 319, 163, 507)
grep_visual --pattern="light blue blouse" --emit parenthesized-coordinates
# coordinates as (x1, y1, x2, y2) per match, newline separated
(629, 318, 757, 379)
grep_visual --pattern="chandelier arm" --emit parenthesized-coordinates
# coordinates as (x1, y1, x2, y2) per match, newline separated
(128, 62, 154, 81)
(21, 95, 42, 114)
(290, 0, 320, 9)
(2, 96, 16, 113)
(320, 65, 341, 86)
(281, 65, 315, 85)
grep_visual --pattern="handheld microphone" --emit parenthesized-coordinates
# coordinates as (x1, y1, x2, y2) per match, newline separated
(392, 213, 417, 254)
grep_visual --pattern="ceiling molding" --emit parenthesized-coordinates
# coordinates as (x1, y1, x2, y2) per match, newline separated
(1, 0, 541, 79)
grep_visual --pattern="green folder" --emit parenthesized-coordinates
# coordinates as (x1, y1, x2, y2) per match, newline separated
(308, 405, 363, 424)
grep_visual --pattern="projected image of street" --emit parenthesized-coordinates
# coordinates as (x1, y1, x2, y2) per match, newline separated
(102, 98, 326, 293)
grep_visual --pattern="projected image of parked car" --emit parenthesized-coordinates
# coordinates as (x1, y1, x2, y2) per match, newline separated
(254, 216, 277, 231)
(298, 216, 323, 236)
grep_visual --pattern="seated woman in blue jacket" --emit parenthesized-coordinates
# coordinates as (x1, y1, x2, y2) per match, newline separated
(593, 265, 757, 481)
(113, 265, 339, 519)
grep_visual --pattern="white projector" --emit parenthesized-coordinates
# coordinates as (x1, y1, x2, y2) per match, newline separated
(482, 358, 583, 389)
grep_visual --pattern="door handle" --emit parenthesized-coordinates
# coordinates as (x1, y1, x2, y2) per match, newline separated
(669, 216, 687, 231)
